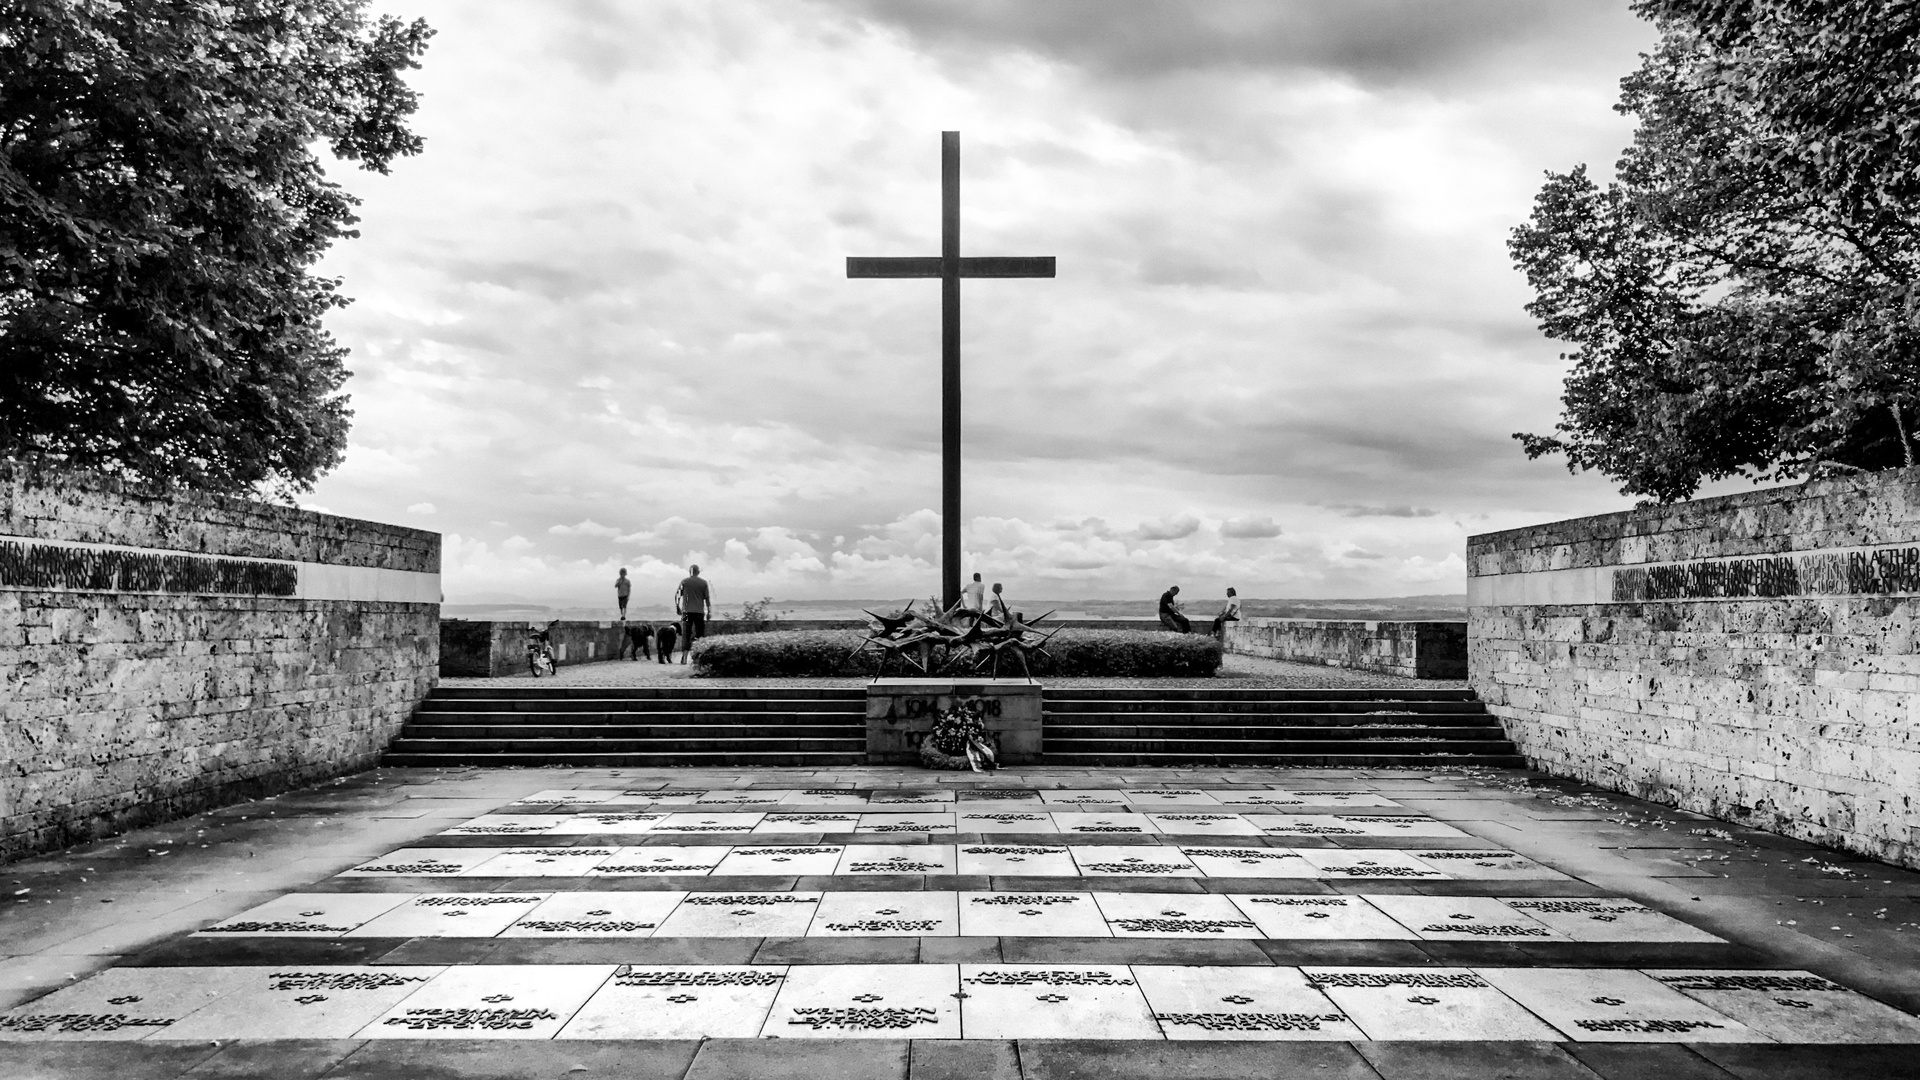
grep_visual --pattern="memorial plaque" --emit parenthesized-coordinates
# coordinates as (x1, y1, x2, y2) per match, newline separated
(358, 964, 612, 1039)
(500, 892, 688, 937)
(347, 893, 547, 938)
(1478, 968, 1756, 1042)
(547, 813, 666, 835)
(712, 845, 847, 876)
(1122, 789, 1222, 806)
(1053, 812, 1161, 835)
(1134, 966, 1361, 1040)
(441, 814, 565, 836)
(1286, 793, 1401, 808)
(163, 966, 443, 1040)
(342, 848, 502, 877)
(1410, 849, 1566, 880)
(956, 810, 1057, 832)
(1211, 791, 1312, 807)
(1179, 847, 1317, 880)
(559, 965, 787, 1039)
(1650, 969, 1920, 1043)
(0, 966, 253, 1040)
(1143, 812, 1261, 836)
(1038, 790, 1128, 805)
(809, 891, 959, 936)
(652, 892, 823, 937)
(1365, 895, 1567, 941)
(1068, 846, 1202, 877)
(763, 963, 960, 1038)
(196, 893, 409, 936)
(754, 813, 861, 834)
(956, 844, 1078, 877)
(1328, 815, 1470, 838)
(1303, 967, 1559, 1040)
(1228, 895, 1417, 940)
(587, 845, 729, 876)
(958, 964, 1159, 1039)
(1504, 899, 1722, 943)
(602, 789, 707, 806)
(697, 790, 796, 806)
(954, 790, 1045, 807)
(512, 790, 619, 806)
(780, 789, 870, 806)
(1295, 849, 1449, 880)
(1244, 815, 1368, 838)
(868, 789, 956, 804)
(855, 812, 957, 835)
(653, 812, 765, 834)
(835, 844, 958, 875)
(1093, 892, 1261, 938)
(462, 848, 617, 877)
(957, 892, 1110, 937)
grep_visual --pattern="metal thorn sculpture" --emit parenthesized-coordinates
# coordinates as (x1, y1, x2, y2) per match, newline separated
(969, 609, 1060, 681)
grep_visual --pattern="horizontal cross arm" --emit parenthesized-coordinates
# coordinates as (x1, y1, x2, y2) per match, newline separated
(846, 255, 1056, 279)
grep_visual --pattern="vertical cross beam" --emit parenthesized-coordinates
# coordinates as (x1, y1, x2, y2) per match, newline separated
(846, 132, 1054, 615)
(941, 132, 962, 611)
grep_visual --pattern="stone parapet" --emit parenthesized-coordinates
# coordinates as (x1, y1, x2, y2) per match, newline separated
(0, 462, 440, 862)
(1469, 466, 1920, 870)
(1224, 618, 1467, 679)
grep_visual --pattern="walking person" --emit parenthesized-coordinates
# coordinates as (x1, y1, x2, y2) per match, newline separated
(615, 567, 632, 621)
(673, 564, 711, 665)
(1211, 586, 1241, 640)
(1158, 584, 1190, 633)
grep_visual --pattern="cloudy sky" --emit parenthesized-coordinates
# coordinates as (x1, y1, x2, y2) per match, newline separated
(307, 0, 1678, 608)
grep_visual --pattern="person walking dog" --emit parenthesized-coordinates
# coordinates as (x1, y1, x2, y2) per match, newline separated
(673, 565, 712, 665)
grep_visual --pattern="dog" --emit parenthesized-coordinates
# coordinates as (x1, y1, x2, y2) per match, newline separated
(654, 622, 678, 663)
(619, 622, 652, 661)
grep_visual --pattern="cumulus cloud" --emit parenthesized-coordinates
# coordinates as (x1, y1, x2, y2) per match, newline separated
(1136, 513, 1202, 541)
(1220, 515, 1281, 539)
(305, 0, 1669, 602)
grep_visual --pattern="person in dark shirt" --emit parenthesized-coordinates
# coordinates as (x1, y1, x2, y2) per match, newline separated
(673, 565, 712, 664)
(1158, 585, 1190, 633)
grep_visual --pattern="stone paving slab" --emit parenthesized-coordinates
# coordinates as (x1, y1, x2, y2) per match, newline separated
(9, 766, 1920, 1078)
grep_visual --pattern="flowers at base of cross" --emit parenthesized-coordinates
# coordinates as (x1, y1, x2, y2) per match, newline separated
(919, 699, 999, 772)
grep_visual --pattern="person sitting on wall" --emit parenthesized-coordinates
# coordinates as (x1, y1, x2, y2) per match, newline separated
(1158, 584, 1190, 633)
(946, 572, 988, 621)
(987, 582, 1011, 624)
(1210, 587, 1241, 640)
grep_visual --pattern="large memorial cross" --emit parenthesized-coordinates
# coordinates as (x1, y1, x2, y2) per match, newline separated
(847, 131, 1055, 610)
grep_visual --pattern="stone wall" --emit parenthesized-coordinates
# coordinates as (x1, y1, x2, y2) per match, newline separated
(1225, 618, 1467, 679)
(1469, 467, 1920, 870)
(0, 462, 440, 861)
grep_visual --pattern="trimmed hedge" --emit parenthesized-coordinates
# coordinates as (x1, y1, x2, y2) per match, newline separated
(690, 628, 1222, 678)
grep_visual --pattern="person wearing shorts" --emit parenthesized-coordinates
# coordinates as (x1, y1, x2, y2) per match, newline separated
(615, 568, 632, 620)
(674, 565, 711, 664)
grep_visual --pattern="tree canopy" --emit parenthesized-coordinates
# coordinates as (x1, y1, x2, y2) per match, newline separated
(1508, 0, 1920, 503)
(0, 0, 432, 495)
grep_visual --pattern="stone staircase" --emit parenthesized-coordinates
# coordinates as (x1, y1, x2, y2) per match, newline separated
(1041, 687, 1524, 767)
(382, 686, 869, 768)
(386, 683, 1521, 769)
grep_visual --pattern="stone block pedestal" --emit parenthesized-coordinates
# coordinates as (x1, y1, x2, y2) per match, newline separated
(865, 679, 1043, 765)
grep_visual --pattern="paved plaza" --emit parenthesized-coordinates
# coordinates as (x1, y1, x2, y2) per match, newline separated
(4, 764, 1920, 1078)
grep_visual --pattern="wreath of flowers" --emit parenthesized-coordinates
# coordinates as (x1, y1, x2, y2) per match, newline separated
(919, 699, 996, 770)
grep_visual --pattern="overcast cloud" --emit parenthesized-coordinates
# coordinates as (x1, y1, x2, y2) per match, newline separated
(307, 0, 1669, 607)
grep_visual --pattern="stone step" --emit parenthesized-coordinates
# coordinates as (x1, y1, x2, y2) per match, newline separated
(1045, 711, 1501, 727)
(409, 710, 864, 726)
(1043, 688, 1474, 701)
(1042, 735, 1520, 755)
(430, 685, 866, 701)
(389, 735, 866, 755)
(416, 698, 866, 714)
(1041, 751, 1529, 767)
(397, 723, 863, 740)
(1040, 698, 1490, 715)
(1043, 724, 1507, 741)
(380, 750, 867, 767)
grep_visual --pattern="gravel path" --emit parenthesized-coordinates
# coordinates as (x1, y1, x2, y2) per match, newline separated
(440, 651, 1467, 691)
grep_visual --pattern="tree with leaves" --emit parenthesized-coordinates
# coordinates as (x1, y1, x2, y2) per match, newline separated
(0, 0, 432, 496)
(1509, 0, 1920, 503)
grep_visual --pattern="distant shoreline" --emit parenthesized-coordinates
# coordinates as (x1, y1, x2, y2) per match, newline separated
(441, 594, 1470, 624)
